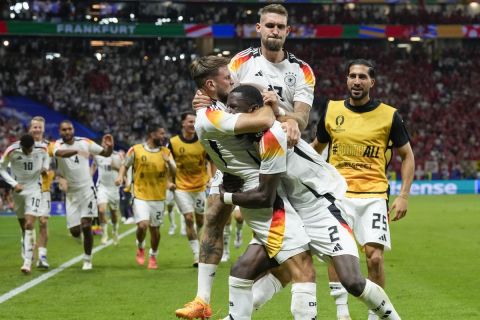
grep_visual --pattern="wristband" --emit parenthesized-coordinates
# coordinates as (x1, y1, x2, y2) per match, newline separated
(223, 192, 233, 205)
(278, 108, 286, 116)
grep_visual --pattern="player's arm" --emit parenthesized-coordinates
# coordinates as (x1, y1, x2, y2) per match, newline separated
(311, 138, 328, 154)
(277, 101, 311, 131)
(219, 173, 279, 209)
(115, 147, 133, 186)
(98, 134, 113, 157)
(0, 152, 22, 192)
(54, 149, 78, 158)
(163, 150, 176, 181)
(90, 161, 97, 177)
(389, 142, 415, 221)
(41, 150, 50, 176)
(234, 106, 275, 134)
(310, 99, 330, 154)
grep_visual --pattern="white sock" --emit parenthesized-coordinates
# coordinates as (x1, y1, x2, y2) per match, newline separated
(136, 239, 146, 249)
(24, 230, 34, 264)
(330, 281, 350, 318)
(149, 248, 158, 257)
(358, 279, 400, 320)
(223, 225, 231, 255)
(236, 221, 243, 233)
(197, 263, 218, 303)
(189, 240, 199, 257)
(168, 209, 175, 225)
(228, 276, 254, 320)
(38, 247, 47, 259)
(368, 310, 379, 320)
(84, 254, 92, 262)
(180, 214, 186, 231)
(112, 223, 119, 233)
(291, 282, 317, 319)
(252, 273, 283, 310)
(101, 223, 108, 234)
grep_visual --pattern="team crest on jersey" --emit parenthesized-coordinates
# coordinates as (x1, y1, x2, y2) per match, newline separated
(284, 72, 296, 87)
(333, 115, 346, 133)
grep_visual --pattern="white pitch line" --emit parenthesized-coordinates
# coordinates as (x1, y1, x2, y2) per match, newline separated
(0, 227, 136, 304)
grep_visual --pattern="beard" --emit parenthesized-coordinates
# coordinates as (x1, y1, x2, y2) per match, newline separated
(349, 88, 368, 101)
(263, 37, 283, 51)
(218, 90, 229, 104)
(152, 138, 162, 147)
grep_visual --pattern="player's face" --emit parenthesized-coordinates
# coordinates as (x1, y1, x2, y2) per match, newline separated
(152, 128, 165, 147)
(211, 66, 234, 104)
(29, 120, 44, 141)
(226, 93, 256, 114)
(347, 65, 375, 102)
(182, 115, 196, 135)
(257, 13, 290, 52)
(59, 122, 74, 143)
(21, 146, 33, 155)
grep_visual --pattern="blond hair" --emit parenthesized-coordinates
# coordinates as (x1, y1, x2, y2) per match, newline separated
(190, 56, 230, 88)
(31, 116, 45, 124)
(258, 4, 288, 20)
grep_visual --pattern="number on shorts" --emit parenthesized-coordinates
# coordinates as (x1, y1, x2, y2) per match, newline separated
(195, 199, 204, 210)
(31, 197, 41, 208)
(155, 212, 162, 221)
(372, 213, 387, 231)
(328, 226, 340, 242)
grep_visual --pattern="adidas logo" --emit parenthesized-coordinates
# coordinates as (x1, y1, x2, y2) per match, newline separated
(378, 234, 387, 242)
(333, 243, 343, 252)
(381, 310, 392, 319)
(17, 156, 23, 160)
(254, 71, 263, 77)
(209, 272, 216, 277)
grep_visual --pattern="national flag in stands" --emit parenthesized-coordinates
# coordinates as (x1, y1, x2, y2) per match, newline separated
(462, 25, 480, 38)
(0, 21, 7, 34)
(359, 25, 386, 38)
(315, 25, 343, 38)
(184, 24, 212, 38)
(410, 25, 437, 38)
(385, 25, 410, 39)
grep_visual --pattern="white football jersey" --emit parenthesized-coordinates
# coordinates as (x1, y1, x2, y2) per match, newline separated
(228, 47, 315, 112)
(54, 137, 104, 192)
(0, 141, 49, 191)
(195, 101, 262, 190)
(94, 152, 122, 188)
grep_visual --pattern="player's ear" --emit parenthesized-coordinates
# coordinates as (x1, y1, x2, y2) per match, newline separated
(256, 22, 261, 34)
(370, 78, 375, 88)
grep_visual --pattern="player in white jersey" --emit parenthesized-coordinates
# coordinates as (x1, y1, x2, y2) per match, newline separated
(29, 116, 54, 269)
(91, 150, 123, 245)
(177, 6, 316, 318)
(54, 120, 113, 270)
(0, 134, 49, 273)
(216, 85, 401, 319)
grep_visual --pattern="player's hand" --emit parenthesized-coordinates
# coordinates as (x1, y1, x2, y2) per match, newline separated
(102, 134, 114, 148)
(281, 119, 300, 148)
(167, 182, 176, 191)
(161, 151, 170, 162)
(114, 175, 124, 187)
(14, 184, 24, 193)
(222, 172, 244, 193)
(192, 90, 212, 110)
(58, 177, 68, 192)
(262, 89, 279, 114)
(389, 195, 408, 221)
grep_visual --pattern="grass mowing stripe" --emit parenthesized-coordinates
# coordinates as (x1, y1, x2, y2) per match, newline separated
(0, 227, 136, 304)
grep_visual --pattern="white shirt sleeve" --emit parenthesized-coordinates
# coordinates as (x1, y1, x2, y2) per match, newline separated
(53, 140, 62, 157)
(87, 139, 104, 156)
(199, 108, 241, 135)
(293, 62, 315, 107)
(123, 147, 134, 168)
(0, 150, 18, 187)
(259, 122, 287, 175)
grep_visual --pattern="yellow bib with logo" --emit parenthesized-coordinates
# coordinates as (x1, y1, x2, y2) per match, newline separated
(132, 144, 169, 201)
(325, 100, 396, 199)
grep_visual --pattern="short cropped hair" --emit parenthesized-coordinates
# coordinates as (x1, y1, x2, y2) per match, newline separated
(190, 56, 230, 88)
(259, 4, 288, 20)
(20, 134, 35, 149)
(181, 111, 196, 121)
(146, 124, 164, 136)
(31, 116, 45, 123)
(347, 59, 376, 79)
(230, 85, 264, 108)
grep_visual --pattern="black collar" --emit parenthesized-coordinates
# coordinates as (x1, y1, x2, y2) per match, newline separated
(179, 134, 198, 144)
(344, 99, 381, 113)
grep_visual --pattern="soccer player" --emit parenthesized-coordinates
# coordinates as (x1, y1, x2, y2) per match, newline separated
(91, 147, 123, 245)
(311, 59, 414, 320)
(29, 116, 54, 269)
(176, 3, 315, 316)
(54, 120, 113, 270)
(0, 134, 49, 273)
(168, 112, 212, 266)
(218, 84, 401, 319)
(115, 125, 176, 270)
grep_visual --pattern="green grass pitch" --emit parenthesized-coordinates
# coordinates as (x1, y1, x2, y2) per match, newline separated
(0, 195, 479, 319)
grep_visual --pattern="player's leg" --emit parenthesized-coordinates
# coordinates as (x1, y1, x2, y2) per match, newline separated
(110, 201, 120, 245)
(13, 192, 26, 260)
(222, 215, 232, 262)
(175, 195, 233, 319)
(328, 263, 351, 320)
(37, 191, 51, 268)
(166, 190, 177, 235)
(252, 266, 289, 311)
(132, 198, 152, 266)
(176, 190, 201, 266)
(233, 207, 244, 248)
(21, 213, 37, 274)
(147, 201, 164, 269)
(80, 217, 94, 269)
(97, 202, 109, 244)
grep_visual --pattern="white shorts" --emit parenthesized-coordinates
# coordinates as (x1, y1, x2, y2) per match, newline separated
(13, 189, 42, 218)
(65, 186, 98, 228)
(96, 184, 120, 210)
(166, 189, 175, 207)
(240, 190, 310, 263)
(296, 194, 359, 262)
(342, 197, 391, 250)
(174, 190, 206, 215)
(38, 191, 51, 217)
(132, 198, 165, 227)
